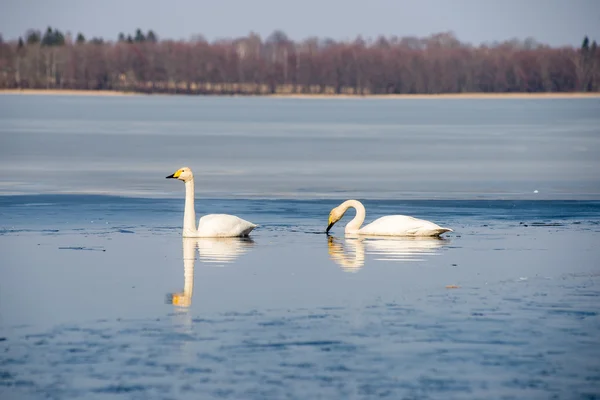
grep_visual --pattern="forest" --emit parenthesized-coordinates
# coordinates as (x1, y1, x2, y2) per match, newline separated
(0, 27, 598, 95)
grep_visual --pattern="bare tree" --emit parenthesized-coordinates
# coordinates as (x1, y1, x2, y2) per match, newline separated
(0, 28, 597, 94)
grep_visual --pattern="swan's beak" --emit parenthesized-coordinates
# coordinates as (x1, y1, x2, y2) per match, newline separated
(166, 170, 182, 179)
(326, 222, 334, 234)
(326, 215, 335, 234)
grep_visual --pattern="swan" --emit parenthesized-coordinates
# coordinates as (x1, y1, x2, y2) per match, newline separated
(166, 167, 257, 237)
(326, 200, 452, 237)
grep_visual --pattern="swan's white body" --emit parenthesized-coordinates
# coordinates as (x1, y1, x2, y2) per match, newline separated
(167, 167, 257, 238)
(327, 200, 452, 237)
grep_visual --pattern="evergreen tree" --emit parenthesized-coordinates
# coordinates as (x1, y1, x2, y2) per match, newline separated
(582, 36, 590, 52)
(26, 30, 41, 45)
(54, 29, 65, 45)
(41, 27, 65, 46)
(147, 30, 157, 43)
(134, 29, 145, 42)
(41, 27, 54, 46)
(580, 36, 594, 91)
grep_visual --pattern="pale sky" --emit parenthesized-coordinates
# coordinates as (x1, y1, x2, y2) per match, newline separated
(1, 0, 599, 46)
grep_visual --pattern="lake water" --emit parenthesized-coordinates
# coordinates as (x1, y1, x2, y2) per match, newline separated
(1, 94, 600, 399)
(1, 95, 599, 199)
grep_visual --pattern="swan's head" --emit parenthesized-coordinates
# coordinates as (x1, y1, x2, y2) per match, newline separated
(326, 206, 344, 233)
(166, 167, 193, 182)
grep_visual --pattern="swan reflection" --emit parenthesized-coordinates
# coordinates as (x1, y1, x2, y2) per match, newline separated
(327, 236, 365, 272)
(166, 237, 255, 307)
(327, 235, 448, 272)
(196, 237, 255, 265)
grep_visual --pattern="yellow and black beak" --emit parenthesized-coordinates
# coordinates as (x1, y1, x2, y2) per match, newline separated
(166, 170, 182, 179)
(326, 216, 334, 234)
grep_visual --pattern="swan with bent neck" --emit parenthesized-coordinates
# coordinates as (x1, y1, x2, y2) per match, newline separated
(326, 199, 452, 237)
(166, 167, 257, 237)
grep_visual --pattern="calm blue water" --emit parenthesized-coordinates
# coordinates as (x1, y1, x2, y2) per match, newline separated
(1, 195, 600, 399)
(1, 94, 599, 199)
(1, 95, 600, 399)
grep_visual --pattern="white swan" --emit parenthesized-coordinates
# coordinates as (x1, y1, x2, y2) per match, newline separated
(166, 167, 257, 237)
(326, 200, 452, 237)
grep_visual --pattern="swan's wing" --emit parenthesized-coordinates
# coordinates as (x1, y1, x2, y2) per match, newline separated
(359, 215, 452, 237)
(197, 214, 257, 237)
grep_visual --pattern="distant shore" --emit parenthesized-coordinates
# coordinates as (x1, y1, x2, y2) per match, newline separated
(1, 89, 600, 99)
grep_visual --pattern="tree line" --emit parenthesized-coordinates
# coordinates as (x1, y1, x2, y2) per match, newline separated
(0, 27, 598, 95)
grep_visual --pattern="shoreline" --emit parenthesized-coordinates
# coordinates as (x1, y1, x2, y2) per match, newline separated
(1, 89, 600, 99)
(1, 191, 598, 201)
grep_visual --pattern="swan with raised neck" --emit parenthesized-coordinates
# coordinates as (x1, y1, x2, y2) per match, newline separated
(166, 167, 257, 238)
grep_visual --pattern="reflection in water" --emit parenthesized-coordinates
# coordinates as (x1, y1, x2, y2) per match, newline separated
(166, 237, 255, 308)
(328, 235, 449, 272)
(197, 237, 255, 265)
(328, 236, 365, 272)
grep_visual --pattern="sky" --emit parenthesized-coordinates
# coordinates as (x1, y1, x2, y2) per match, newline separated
(1, 0, 599, 47)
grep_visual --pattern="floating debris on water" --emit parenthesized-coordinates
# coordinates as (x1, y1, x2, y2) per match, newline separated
(529, 222, 564, 227)
(58, 246, 106, 252)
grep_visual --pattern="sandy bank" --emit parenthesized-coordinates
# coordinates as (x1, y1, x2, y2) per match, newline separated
(1, 89, 599, 99)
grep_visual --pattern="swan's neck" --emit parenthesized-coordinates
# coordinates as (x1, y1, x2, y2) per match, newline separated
(183, 179, 197, 236)
(341, 200, 366, 234)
